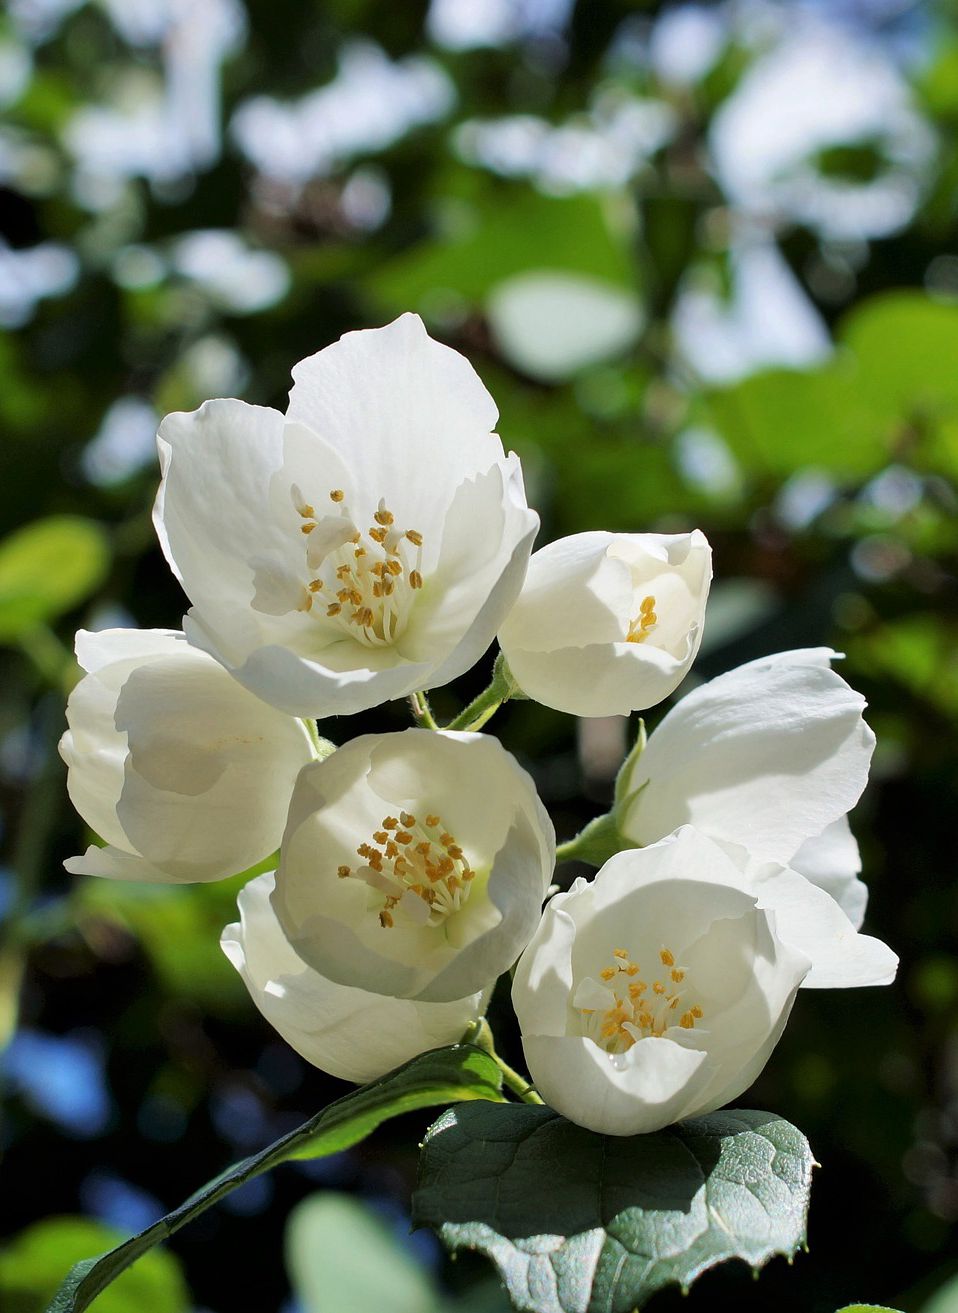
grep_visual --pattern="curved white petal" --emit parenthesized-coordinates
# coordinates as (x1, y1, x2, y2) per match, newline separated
(223, 873, 483, 1084)
(622, 649, 875, 866)
(790, 817, 867, 929)
(61, 629, 313, 884)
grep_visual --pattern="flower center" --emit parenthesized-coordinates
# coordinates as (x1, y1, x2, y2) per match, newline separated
(626, 594, 657, 644)
(337, 809, 476, 929)
(293, 488, 424, 646)
(577, 946, 703, 1054)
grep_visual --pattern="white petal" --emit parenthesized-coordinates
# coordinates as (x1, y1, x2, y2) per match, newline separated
(750, 861, 897, 989)
(790, 817, 867, 929)
(287, 314, 502, 531)
(623, 649, 874, 865)
(522, 1034, 709, 1136)
(223, 873, 483, 1084)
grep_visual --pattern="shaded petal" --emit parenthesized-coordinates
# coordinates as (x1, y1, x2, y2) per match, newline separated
(623, 649, 874, 865)
(223, 873, 483, 1084)
(791, 817, 867, 929)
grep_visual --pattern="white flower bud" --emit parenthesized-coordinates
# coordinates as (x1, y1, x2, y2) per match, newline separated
(498, 530, 711, 717)
(270, 729, 555, 1003)
(60, 629, 313, 883)
(512, 828, 811, 1136)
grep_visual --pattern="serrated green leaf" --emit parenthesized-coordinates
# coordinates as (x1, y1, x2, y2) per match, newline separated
(0, 516, 109, 640)
(46, 1045, 504, 1313)
(835, 1305, 905, 1312)
(413, 1103, 814, 1313)
(0, 1217, 188, 1313)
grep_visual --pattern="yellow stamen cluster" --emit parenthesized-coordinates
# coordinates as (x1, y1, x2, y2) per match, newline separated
(337, 810, 476, 929)
(626, 594, 657, 644)
(294, 489, 424, 645)
(582, 946, 702, 1053)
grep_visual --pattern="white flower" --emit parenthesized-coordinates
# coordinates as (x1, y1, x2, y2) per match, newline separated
(497, 530, 712, 717)
(512, 828, 811, 1136)
(270, 729, 555, 1003)
(154, 313, 539, 718)
(620, 649, 875, 928)
(60, 629, 314, 883)
(222, 872, 485, 1084)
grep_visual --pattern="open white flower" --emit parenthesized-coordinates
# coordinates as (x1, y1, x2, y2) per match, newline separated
(154, 313, 539, 717)
(222, 873, 485, 1084)
(513, 828, 811, 1136)
(270, 729, 555, 1003)
(60, 629, 314, 883)
(620, 649, 874, 928)
(497, 530, 711, 717)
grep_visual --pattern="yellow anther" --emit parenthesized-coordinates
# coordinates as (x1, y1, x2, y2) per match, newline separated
(691, 1006, 703, 1019)
(410, 570, 423, 590)
(385, 559, 402, 576)
(380, 909, 394, 928)
(395, 830, 413, 845)
(374, 507, 395, 526)
(329, 489, 345, 502)
(400, 812, 416, 827)
(383, 817, 398, 829)
(660, 949, 675, 967)
(406, 529, 423, 546)
(337, 865, 351, 878)
(680, 1011, 696, 1029)
(385, 841, 399, 858)
(415, 842, 431, 856)
(671, 968, 685, 983)
(301, 522, 315, 535)
(299, 503, 315, 518)
(613, 948, 630, 960)
(373, 831, 388, 845)
(626, 963, 640, 976)
(600, 967, 617, 981)
(326, 603, 341, 617)
(640, 595, 656, 616)
(425, 815, 440, 827)
(652, 981, 665, 995)
(369, 526, 387, 543)
(309, 579, 322, 592)
(354, 547, 366, 558)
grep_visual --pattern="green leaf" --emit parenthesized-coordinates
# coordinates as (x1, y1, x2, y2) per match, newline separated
(414, 1103, 814, 1313)
(46, 1045, 504, 1313)
(0, 516, 109, 641)
(286, 1193, 442, 1313)
(369, 189, 634, 314)
(0, 1218, 188, 1313)
(835, 1306, 904, 1312)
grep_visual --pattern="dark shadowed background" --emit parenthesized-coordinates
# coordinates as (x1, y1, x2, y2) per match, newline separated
(0, 0, 957, 1310)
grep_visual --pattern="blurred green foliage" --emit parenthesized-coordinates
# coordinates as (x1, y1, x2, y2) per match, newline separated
(0, 0, 957, 1310)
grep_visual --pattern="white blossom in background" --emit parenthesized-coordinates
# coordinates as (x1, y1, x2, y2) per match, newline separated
(672, 235, 831, 385)
(64, 0, 245, 196)
(512, 828, 811, 1136)
(60, 629, 314, 883)
(170, 230, 290, 315)
(230, 42, 454, 186)
(222, 873, 486, 1084)
(271, 729, 555, 1003)
(0, 239, 78, 329)
(498, 530, 711, 717)
(619, 649, 875, 927)
(426, 0, 574, 50)
(454, 91, 675, 196)
(709, 20, 935, 240)
(155, 314, 538, 717)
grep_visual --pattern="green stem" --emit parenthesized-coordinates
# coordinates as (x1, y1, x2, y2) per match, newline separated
(468, 1018, 544, 1104)
(409, 691, 439, 730)
(555, 811, 635, 867)
(445, 654, 519, 733)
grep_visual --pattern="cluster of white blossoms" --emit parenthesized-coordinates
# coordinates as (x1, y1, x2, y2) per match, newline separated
(60, 314, 896, 1133)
